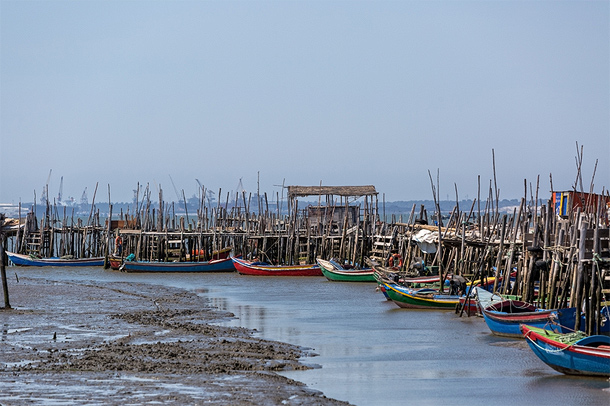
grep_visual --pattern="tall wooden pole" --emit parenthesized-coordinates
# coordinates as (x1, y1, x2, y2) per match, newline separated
(1, 216, 10, 309)
(573, 221, 588, 332)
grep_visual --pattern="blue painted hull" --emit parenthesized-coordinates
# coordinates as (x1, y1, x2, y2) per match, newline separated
(121, 256, 236, 272)
(6, 251, 104, 267)
(482, 306, 578, 338)
(572, 307, 610, 335)
(521, 325, 610, 377)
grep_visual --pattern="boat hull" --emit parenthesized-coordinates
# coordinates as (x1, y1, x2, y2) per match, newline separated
(381, 281, 459, 309)
(6, 251, 104, 267)
(232, 257, 322, 276)
(317, 258, 375, 282)
(458, 296, 480, 316)
(321, 267, 375, 282)
(521, 324, 610, 377)
(482, 305, 577, 338)
(121, 256, 236, 273)
(109, 256, 122, 270)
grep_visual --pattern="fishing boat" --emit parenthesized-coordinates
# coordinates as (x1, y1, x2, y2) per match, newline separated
(481, 299, 578, 338)
(521, 324, 610, 377)
(317, 258, 375, 282)
(458, 286, 505, 316)
(472, 287, 504, 311)
(369, 259, 441, 286)
(573, 307, 610, 335)
(458, 295, 480, 316)
(189, 246, 232, 261)
(6, 251, 104, 267)
(231, 257, 322, 276)
(372, 265, 441, 288)
(121, 256, 236, 273)
(108, 256, 123, 270)
(373, 268, 442, 301)
(378, 279, 460, 309)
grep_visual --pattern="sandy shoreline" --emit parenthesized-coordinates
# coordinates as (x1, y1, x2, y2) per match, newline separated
(0, 276, 350, 405)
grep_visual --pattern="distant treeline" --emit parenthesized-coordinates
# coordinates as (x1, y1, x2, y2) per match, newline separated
(14, 198, 526, 219)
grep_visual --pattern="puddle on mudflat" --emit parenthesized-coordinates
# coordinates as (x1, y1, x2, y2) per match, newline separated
(3, 359, 39, 368)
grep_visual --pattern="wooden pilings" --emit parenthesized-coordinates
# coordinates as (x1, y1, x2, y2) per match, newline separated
(2, 182, 608, 335)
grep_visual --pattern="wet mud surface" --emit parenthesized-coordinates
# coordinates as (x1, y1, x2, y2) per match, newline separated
(0, 277, 350, 405)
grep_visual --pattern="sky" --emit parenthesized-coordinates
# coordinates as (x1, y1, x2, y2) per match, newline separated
(1, 0, 608, 205)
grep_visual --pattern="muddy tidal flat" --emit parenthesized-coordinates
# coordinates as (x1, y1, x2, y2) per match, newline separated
(0, 277, 349, 405)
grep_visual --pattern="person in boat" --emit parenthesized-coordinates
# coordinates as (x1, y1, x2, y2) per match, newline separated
(449, 274, 467, 295)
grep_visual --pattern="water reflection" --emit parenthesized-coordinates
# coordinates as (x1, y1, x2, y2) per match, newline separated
(208, 297, 229, 311)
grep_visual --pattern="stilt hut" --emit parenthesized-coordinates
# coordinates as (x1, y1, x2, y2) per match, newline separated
(552, 190, 610, 225)
(285, 185, 379, 265)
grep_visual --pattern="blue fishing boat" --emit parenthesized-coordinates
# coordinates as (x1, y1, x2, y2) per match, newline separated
(6, 251, 104, 267)
(521, 324, 610, 377)
(121, 256, 236, 273)
(472, 287, 503, 311)
(572, 307, 610, 335)
(480, 298, 578, 338)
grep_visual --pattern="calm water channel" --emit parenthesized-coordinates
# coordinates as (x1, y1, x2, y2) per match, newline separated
(10, 267, 610, 406)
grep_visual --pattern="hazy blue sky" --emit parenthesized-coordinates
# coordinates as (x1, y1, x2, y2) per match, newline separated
(1, 1, 608, 205)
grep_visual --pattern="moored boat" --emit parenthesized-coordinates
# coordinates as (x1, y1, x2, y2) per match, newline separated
(521, 324, 610, 377)
(378, 279, 460, 309)
(232, 257, 322, 276)
(189, 246, 232, 261)
(317, 258, 375, 282)
(6, 251, 104, 267)
(109, 256, 123, 270)
(573, 306, 610, 335)
(472, 287, 504, 311)
(458, 286, 505, 316)
(458, 295, 480, 316)
(373, 268, 443, 301)
(481, 299, 578, 338)
(369, 260, 441, 286)
(121, 256, 236, 273)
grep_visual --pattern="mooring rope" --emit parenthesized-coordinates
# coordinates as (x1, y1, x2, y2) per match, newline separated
(524, 329, 586, 354)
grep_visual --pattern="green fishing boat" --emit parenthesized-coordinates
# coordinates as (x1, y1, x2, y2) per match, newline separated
(317, 258, 376, 282)
(380, 279, 460, 309)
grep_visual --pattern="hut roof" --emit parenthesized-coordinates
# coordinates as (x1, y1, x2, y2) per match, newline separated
(287, 185, 378, 198)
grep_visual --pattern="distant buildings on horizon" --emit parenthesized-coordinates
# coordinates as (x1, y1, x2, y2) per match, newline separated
(0, 198, 526, 219)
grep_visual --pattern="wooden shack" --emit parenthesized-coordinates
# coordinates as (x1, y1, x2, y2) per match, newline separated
(287, 185, 378, 234)
(306, 205, 359, 234)
(552, 190, 610, 223)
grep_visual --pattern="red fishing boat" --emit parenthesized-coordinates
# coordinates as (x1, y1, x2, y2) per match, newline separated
(231, 257, 322, 276)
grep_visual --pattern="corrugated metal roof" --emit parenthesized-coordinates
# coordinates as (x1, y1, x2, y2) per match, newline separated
(287, 185, 378, 198)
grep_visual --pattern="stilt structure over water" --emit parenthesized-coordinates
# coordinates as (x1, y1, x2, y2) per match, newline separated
(114, 185, 381, 267)
(380, 186, 609, 337)
(2, 184, 382, 268)
(2, 180, 608, 334)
